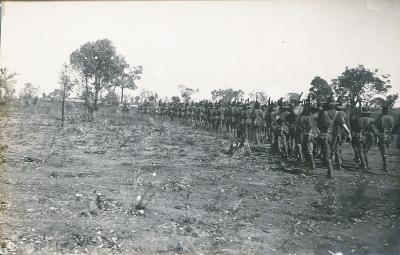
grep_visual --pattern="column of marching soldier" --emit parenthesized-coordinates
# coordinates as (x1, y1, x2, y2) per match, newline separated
(137, 95, 398, 179)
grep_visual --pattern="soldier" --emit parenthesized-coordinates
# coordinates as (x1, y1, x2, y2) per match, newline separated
(275, 104, 291, 158)
(218, 102, 226, 133)
(300, 101, 320, 170)
(287, 102, 305, 161)
(261, 104, 268, 143)
(224, 102, 232, 134)
(242, 102, 253, 142)
(169, 103, 175, 122)
(199, 102, 206, 127)
(239, 103, 248, 141)
(265, 102, 278, 143)
(233, 101, 242, 139)
(252, 101, 263, 144)
(331, 98, 350, 170)
(370, 103, 395, 172)
(317, 95, 352, 178)
(351, 106, 374, 169)
(209, 103, 215, 132)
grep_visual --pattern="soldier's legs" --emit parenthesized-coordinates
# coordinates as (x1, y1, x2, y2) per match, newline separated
(276, 135, 282, 155)
(307, 138, 316, 170)
(378, 136, 390, 172)
(245, 124, 249, 142)
(362, 143, 369, 169)
(281, 134, 288, 158)
(351, 135, 360, 163)
(297, 142, 304, 162)
(321, 135, 333, 177)
(257, 126, 261, 144)
(332, 135, 342, 170)
(354, 134, 368, 169)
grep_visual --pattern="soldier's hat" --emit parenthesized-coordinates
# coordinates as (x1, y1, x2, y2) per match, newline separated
(254, 101, 261, 109)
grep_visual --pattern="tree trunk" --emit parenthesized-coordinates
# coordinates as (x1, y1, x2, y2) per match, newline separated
(61, 84, 66, 127)
(94, 88, 99, 111)
(84, 77, 89, 108)
(93, 76, 102, 111)
(121, 86, 124, 104)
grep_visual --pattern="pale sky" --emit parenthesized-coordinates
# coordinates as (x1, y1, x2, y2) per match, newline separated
(1, 0, 400, 103)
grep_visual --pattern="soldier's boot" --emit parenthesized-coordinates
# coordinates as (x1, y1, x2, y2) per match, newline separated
(382, 155, 388, 172)
(327, 159, 334, 178)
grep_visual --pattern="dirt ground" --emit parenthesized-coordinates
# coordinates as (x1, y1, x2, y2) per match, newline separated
(0, 102, 399, 255)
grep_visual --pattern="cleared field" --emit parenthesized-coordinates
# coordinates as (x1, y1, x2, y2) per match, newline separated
(0, 102, 399, 255)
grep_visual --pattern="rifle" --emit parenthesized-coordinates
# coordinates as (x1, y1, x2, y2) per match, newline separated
(278, 98, 283, 113)
(298, 92, 304, 102)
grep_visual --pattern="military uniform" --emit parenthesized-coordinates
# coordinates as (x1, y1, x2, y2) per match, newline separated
(301, 106, 319, 170)
(371, 106, 394, 172)
(350, 110, 375, 169)
(252, 102, 263, 144)
(317, 99, 350, 178)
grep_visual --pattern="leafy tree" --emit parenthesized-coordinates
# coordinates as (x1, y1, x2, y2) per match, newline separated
(70, 39, 128, 111)
(308, 76, 333, 105)
(113, 65, 142, 103)
(19, 83, 39, 101)
(331, 64, 392, 107)
(104, 90, 119, 106)
(0, 67, 18, 103)
(59, 63, 76, 126)
(171, 96, 181, 103)
(211, 88, 244, 103)
(286, 92, 302, 106)
(48, 89, 62, 102)
(370, 94, 398, 110)
(139, 89, 157, 103)
(249, 90, 268, 104)
(178, 85, 198, 103)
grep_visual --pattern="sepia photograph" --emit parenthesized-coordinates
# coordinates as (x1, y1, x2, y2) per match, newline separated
(0, 0, 400, 254)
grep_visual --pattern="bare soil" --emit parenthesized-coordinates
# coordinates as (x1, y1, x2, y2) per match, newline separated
(0, 102, 399, 255)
